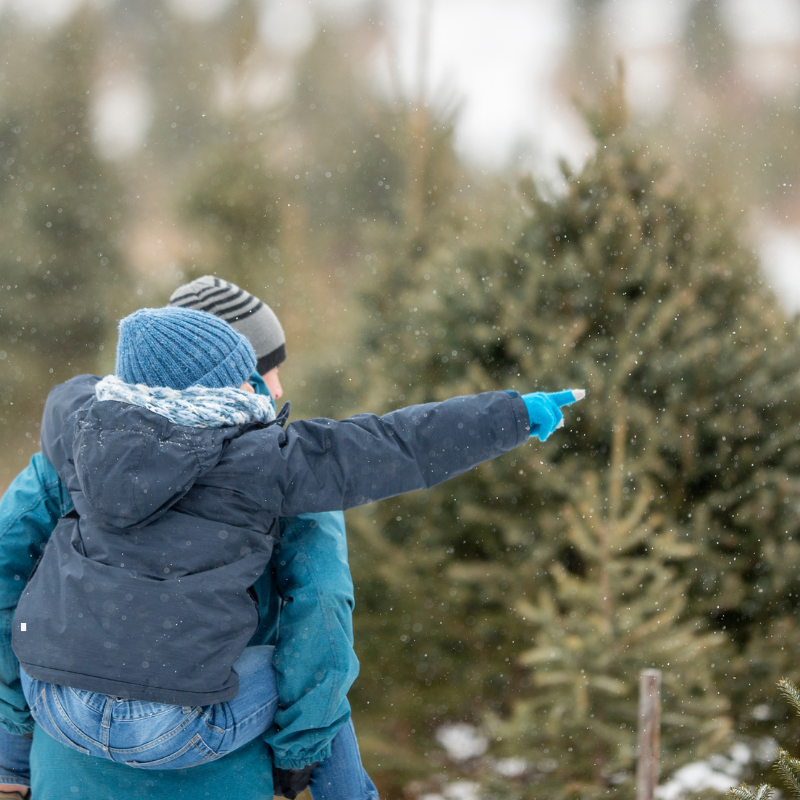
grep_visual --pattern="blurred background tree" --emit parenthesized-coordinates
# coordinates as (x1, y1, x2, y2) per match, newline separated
(0, 9, 133, 446)
(325, 72, 800, 796)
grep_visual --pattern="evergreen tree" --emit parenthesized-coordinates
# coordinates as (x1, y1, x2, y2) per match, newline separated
(683, 0, 735, 83)
(565, 0, 611, 94)
(0, 10, 131, 460)
(181, 119, 287, 290)
(730, 679, 800, 800)
(336, 79, 800, 793)
(487, 409, 730, 798)
(180, 16, 470, 421)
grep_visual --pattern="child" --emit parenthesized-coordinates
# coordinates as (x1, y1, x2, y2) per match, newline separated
(12, 306, 581, 782)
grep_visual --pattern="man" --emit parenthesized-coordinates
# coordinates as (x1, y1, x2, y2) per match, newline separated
(0, 278, 373, 799)
(0, 276, 579, 799)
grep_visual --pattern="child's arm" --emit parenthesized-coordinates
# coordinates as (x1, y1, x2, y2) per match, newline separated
(251, 389, 582, 517)
(0, 453, 71, 795)
(264, 511, 357, 771)
(253, 390, 531, 517)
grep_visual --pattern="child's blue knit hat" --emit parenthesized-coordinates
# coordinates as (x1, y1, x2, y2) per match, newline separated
(115, 307, 256, 390)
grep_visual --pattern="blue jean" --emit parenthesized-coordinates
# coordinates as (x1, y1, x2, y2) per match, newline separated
(21, 646, 279, 769)
(20, 645, 377, 798)
(0, 725, 31, 789)
(310, 719, 378, 800)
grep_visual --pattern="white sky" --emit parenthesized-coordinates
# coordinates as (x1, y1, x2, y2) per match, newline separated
(383, 0, 590, 175)
(758, 226, 800, 313)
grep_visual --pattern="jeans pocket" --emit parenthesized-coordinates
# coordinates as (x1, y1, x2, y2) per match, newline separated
(125, 733, 218, 769)
(39, 699, 92, 756)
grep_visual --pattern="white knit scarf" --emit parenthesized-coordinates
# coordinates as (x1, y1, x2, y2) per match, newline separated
(95, 375, 277, 429)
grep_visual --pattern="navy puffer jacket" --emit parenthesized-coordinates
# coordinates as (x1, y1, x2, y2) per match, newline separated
(12, 375, 529, 706)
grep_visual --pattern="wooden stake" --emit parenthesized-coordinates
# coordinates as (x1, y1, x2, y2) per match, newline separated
(636, 669, 661, 800)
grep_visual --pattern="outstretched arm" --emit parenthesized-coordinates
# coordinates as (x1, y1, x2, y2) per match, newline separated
(264, 511, 357, 770)
(247, 391, 531, 518)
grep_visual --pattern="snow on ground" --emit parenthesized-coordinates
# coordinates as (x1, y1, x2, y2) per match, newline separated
(421, 782, 481, 800)
(435, 723, 489, 762)
(656, 762, 739, 800)
(430, 722, 779, 800)
(655, 739, 778, 800)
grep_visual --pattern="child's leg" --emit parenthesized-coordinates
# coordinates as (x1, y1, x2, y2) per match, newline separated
(308, 719, 378, 800)
(20, 645, 279, 769)
(20, 667, 105, 758)
(196, 644, 280, 757)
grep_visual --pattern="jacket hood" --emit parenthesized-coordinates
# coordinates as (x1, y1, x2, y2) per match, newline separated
(40, 375, 289, 530)
(59, 377, 274, 529)
(69, 398, 238, 528)
(53, 376, 275, 528)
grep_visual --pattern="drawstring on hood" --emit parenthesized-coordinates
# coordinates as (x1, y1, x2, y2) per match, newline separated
(96, 374, 276, 429)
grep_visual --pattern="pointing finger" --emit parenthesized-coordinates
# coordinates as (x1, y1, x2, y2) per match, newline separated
(547, 389, 586, 407)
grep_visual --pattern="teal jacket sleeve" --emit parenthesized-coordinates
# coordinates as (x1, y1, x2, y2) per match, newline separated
(0, 453, 71, 736)
(264, 511, 359, 769)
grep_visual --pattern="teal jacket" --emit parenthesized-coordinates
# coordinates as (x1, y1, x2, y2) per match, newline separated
(0, 452, 359, 797)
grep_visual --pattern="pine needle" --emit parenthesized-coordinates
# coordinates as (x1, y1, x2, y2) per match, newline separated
(729, 784, 773, 800)
(775, 749, 800, 796)
(779, 679, 800, 717)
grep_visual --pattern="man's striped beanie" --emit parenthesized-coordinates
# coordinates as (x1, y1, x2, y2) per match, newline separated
(168, 276, 286, 375)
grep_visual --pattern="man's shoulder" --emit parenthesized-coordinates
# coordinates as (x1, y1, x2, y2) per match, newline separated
(2, 453, 57, 505)
(28, 452, 59, 489)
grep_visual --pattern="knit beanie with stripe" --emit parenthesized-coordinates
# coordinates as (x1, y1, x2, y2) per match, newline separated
(115, 307, 256, 390)
(168, 276, 286, 375)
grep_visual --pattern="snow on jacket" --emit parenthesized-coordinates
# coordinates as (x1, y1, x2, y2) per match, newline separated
(12, 375, 530, 706)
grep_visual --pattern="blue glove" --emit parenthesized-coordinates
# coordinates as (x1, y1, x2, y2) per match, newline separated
(522, 389, 585, 441)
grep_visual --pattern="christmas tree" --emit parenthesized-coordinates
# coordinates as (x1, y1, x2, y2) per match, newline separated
(335, 74, 800, 793)
(730, 679, 800, 800)
(487, 408, 729, 798)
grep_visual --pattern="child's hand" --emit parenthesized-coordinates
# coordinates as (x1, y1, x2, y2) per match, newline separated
(522, 389, 585, 441)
